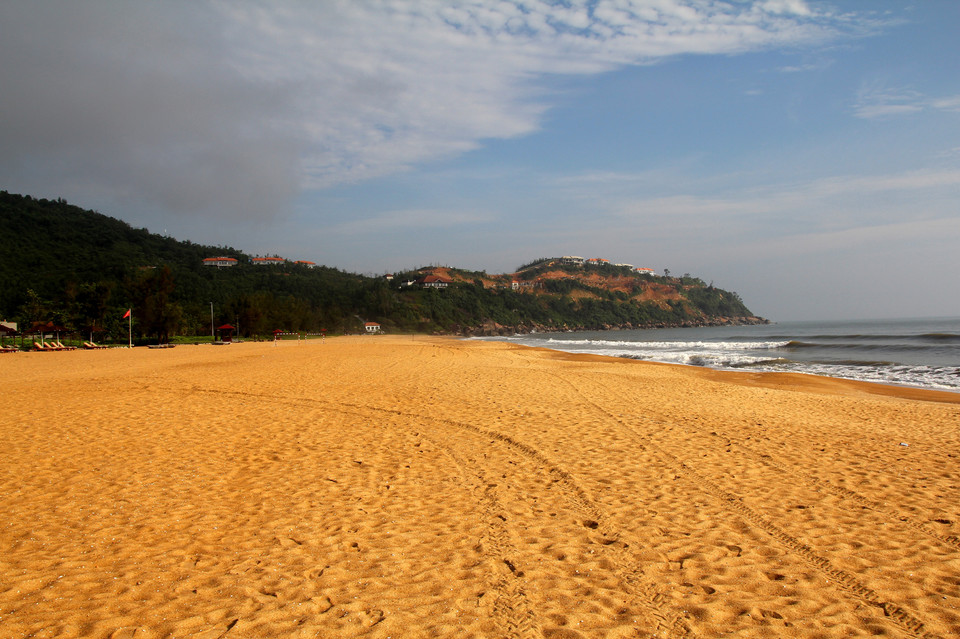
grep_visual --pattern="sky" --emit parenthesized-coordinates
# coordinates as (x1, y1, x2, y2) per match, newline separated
(2, 1, 958, 321)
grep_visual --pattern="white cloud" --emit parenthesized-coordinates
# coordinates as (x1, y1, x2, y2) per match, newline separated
(330, 208, 492, 236)
(853, 82, 960, 119)
(601, 167, 960, 246)
(759, 0, 813, 17)
(0, 1, 873, 222)
(777, 57, 833, 73)
(938, 147, 960, 159)
(216, 0, 870, 192)
(728, 216, 960, 262)
(930, 95, 960, 112)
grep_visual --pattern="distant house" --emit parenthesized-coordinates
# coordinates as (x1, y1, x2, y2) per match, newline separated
(614, 263, 634, 269)
(634, 267, 656, 276)
(384, 274, 394, 281)
(421, 275, 452, 289)
(203, 257, 238, 268)
(364, 322, 381, 333)
(511, 280, 537, 290)
(252, 257, 285, 266)
(560, 256, 584, 266)
(294, 260, 316, 268)
(585, 258, 609, 266)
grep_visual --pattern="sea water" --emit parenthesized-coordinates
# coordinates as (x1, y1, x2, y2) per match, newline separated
(475, 317, 960, 392)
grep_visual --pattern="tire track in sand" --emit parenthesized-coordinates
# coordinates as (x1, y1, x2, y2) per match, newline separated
(343, 398, 697, 639)
(649, 416, 960, 555)
(165, 383, 541, 638)
(175, 384, 697, 638)
(404, 427, 540, 639)
(547, 370, 943, 639)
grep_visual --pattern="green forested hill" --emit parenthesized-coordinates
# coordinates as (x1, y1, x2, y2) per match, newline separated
(0, 191, 762, 343)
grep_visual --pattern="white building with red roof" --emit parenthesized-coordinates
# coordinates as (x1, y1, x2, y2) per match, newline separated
(421, 275, 452, 288)
(251, 256, 286, 265)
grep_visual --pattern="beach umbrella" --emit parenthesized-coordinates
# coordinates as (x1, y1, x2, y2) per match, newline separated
(81, 324, 106, 343)
(50, 323, 65, 344)
(0, 323, 16, 349)
(217, 324, 236, 341)
(30, 321, 58, 345)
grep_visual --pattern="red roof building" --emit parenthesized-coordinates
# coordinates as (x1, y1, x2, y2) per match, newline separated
(421, 275, 452, 288)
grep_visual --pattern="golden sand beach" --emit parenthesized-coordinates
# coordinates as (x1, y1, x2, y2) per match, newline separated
(1, 336, 959, 638)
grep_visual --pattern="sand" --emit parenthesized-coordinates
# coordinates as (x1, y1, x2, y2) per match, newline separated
(1, 336, 959, 639)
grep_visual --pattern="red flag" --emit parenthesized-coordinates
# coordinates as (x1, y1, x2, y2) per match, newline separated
(123, 309, 131, 319)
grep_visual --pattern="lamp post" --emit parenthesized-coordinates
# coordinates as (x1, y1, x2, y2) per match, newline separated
(210, 302, 214, 342)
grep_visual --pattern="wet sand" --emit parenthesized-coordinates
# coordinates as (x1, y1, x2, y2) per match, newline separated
(1, 336, 959, 638)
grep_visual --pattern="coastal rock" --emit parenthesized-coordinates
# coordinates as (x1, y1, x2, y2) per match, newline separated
(461, 315, 768, 336)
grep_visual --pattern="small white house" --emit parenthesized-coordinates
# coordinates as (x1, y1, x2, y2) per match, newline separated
(252, 256, 285, 266)
(364, 322, 382, 333)
(203, 257, 238, 268)
(421, 275, 452, 289)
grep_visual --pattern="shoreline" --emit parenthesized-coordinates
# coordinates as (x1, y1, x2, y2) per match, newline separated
(583, 349, 960, 404)
(2, 336, 959, 637)
(470, 317, 960, 399)
(472, 336, 960, 404)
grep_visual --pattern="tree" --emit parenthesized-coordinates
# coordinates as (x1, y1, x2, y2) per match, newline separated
(134, 266, 180, 342)
(74, 281, 114, 340)
(17, 289, 49, 338)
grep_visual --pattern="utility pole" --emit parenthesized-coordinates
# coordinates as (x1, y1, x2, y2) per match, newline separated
(210, 302, 214, 341)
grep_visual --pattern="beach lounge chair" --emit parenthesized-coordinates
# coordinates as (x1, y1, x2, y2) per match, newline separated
(33, 341, 54, 351)
(0, 345, 16, 353)
(54, 341, 76, 350)
(83, 341, 108, 349)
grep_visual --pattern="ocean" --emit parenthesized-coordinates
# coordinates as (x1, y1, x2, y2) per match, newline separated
(474, 317, 960, 392)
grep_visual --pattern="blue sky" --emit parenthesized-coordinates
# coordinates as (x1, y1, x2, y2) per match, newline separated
(2, 1, 958, 320)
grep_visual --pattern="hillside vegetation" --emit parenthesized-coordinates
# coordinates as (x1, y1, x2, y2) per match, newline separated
(0, 191, 764, 343)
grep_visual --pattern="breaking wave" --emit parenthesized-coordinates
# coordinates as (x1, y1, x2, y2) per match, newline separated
(476, 319, 960, 391)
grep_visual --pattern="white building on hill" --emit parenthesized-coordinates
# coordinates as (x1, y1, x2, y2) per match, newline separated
(203, 257, 238, 268)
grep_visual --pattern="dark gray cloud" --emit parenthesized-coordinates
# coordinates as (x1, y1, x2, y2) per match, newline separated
(0, 2, 302, 221)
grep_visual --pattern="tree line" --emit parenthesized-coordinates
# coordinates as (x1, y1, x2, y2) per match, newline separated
(0, 191, 758, 344)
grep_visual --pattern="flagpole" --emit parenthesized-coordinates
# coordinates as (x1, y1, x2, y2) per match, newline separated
(128, 309, 132, 348)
